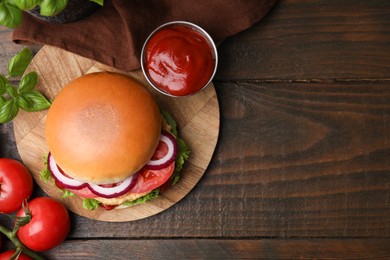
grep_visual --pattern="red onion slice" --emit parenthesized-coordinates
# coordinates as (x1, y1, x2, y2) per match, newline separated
(146, 131, 178, 170)
(87, 174, 138, 199)
(48, 153, 87, 190)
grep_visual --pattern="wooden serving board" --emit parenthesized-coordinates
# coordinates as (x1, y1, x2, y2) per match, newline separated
(13, 46, 220, 222)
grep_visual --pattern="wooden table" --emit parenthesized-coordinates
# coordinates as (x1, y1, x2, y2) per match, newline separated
(1, 0, 389, 258)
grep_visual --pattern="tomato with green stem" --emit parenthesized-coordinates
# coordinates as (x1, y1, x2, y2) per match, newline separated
(0, 158, 33, 213)
(16, 197, 70, 252)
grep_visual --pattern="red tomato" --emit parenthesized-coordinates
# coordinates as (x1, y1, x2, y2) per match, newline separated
(0, 250, 32, 260)
(130, 138, 175, 193)
(16, 197, 70, 252)
(0, 158, 33, 213)
(151, 139, 169, 160)
(130, 162, 175, 193)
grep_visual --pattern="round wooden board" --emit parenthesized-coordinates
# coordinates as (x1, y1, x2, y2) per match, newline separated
(13, 46, 220, 222)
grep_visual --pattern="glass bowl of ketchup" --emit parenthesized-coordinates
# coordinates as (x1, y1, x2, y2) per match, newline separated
(141, 21, 218, 97)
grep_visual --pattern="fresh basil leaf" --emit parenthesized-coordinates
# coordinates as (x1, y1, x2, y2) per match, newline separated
(0, 96, 4, 106)
(39, 0, 68, 16)
(19, 91, 50, 111)
(0, 2, 23, 28)
(13, 0, 40, 10)
(6, 84, 18, 98)
(89, 0, 103, 6)
(8, 48, 32, 77)
(0, 75, 7, 95)
(18, 71, 38, 94)
(17, 95, 32, 110)
(0, 98, 19, 123)
(83, 198, 100, 210)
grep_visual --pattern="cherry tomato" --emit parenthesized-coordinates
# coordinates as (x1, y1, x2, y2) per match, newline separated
(16, 197, 70, 252)
(0, 158, 33, 213)
(0, 250, 32, 260)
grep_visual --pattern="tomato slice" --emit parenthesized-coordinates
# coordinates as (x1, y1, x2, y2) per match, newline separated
(151, 140, 169, 160)
(130, 137, 175, 193)
(130, 162, 175, 194)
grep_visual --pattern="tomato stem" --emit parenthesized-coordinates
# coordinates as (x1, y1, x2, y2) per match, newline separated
(0, 223, 45, 260)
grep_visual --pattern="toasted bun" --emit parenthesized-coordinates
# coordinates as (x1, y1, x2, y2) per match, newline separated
(45, 72, 161, 184)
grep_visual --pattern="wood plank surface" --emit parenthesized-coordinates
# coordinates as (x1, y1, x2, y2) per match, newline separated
(2, 239, 385, 259)
(3, 238, 389, 259)
(216, 0, 390, 80)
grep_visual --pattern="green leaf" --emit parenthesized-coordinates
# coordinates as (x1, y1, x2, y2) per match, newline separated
(0, 96, 4, 106)
(0, 2, 23, 28)
(18, 71, 38, 94)
(161, 109, 177, 136)
(40, 154, 52, 182)
(0, 98, 19, 123)
(6, 84, 18, 98)
(89, 0, 103, 6)
(83, 198, 100, 210)
(121, 189, 160, 207)
(13, 200, 32, 232)
(8, 48, 33, 77)
(171, 137, 190, 184)
(160, 109, 190, 185)
(62, 189, 75, 198)
(17, 95, 32, 110)
(19, 91, 51, 111)
(13, 0, 40, 10)
(39, 0, 68, 16)
(0, 75, 7, 95)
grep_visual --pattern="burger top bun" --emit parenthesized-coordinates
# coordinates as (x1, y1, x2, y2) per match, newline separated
(45, 72, 161, 184)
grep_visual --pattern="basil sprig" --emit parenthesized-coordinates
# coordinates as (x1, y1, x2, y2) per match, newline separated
(0, 48, 51, 123)
(0, 0, 104, 28)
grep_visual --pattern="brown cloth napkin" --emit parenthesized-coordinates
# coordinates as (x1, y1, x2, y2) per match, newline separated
(13, 0, 277, 71)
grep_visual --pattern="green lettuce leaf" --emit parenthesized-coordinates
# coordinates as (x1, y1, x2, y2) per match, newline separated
(83, 198, 100, 210)
(161, 108, 177, 136)
(62, 189, 75, 198)
(171, 137, 190, 185)
(121, 189, 160, 207)
(40, 154, 52, 182)
(62, 189, 75, 199)
(160, 110, 190, 186)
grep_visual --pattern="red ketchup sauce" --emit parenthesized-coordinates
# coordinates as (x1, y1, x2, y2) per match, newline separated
(144, 24, 216, 96)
